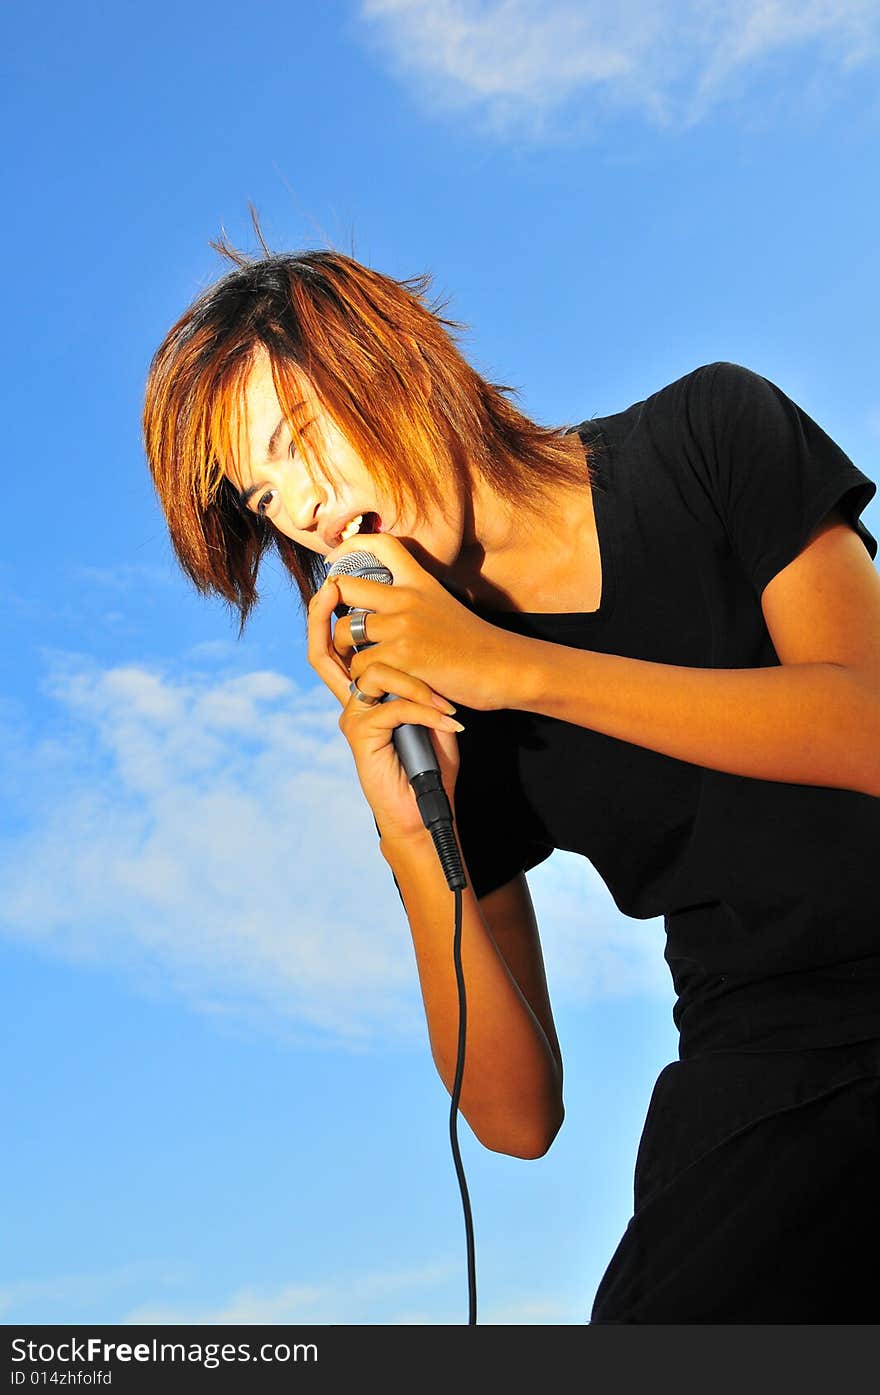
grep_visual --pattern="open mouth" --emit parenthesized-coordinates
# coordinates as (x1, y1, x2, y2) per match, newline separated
(338, 511, 382, 543)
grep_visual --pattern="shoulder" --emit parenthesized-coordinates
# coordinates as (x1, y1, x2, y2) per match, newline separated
(599, 362, 763, 435)
(637, 361, 806, 459)
(589, 361, 754, 451)
(648, 360, 764, 411)
(572, 362, 796, 480)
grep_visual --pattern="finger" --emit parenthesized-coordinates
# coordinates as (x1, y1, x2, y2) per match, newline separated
(346, 658, 457, 715)
(332, 610, 363, 654)
(334, 607, 381, 656)
(324, 531, 416, 575)
(332, 573, 409, 615)
(340, 692, 464, 737)
(306, 580, 353, 706)
(331, 622, 355, 669)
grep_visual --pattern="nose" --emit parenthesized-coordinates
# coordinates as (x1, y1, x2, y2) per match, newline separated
(291, 498, 320, 534)
(288, 473, 324, 535)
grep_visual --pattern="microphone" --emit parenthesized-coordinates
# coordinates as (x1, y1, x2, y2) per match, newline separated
(325, 548, 466, 891)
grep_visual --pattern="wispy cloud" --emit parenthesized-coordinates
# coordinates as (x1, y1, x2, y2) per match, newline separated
(1, 655, 415, 1049)
(66, 561, 179, 592)
(0, 654, 666, 1049)
(122, 1259, 464, 1325)
(528, 850, 667, 1001)
(356, 0, 879, 140)
(0, 1255, 581, 1324)
(0, 1262, 177, 1320)
(123, 1265, 579, 1325)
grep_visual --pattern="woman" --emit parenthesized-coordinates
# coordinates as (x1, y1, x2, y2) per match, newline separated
(143, 237, 880, 1322)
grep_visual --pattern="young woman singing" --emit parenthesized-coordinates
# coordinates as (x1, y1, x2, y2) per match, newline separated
(143, 238, 880, 1322)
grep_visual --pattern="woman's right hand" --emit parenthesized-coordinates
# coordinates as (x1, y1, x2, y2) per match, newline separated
(307, 578, 463, 844)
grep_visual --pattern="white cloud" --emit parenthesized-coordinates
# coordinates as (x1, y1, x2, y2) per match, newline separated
(67, 561, 177, 590)
(356, 0, 879, 139)
(122, 1265, 580, 1325)
(0, 654, 666, 1049)
(121, 1259, 464, 1325)
(0, 1255, 582, 1325)
(0, 1262, 173, 1320)
(529, 850, 668, 1001)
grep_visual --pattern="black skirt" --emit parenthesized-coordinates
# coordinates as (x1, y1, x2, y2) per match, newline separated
(590, 1041, 880, 1323)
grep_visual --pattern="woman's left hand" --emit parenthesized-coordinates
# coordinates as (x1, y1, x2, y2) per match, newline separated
(321, 533, 523, 714)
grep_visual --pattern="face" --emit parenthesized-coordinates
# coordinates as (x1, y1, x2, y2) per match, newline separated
(225, 348, 470, 572)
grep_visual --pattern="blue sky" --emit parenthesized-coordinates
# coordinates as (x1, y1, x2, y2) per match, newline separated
(2, 1, 878, 1326)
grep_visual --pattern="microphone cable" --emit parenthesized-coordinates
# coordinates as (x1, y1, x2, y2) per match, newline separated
(403, 769, 475, 1323)
(400, 782, 476, 1324)
(449, 884, 477, 1326)
(326, 553, 477, 1324)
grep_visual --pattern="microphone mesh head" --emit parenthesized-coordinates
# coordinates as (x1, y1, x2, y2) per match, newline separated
(325, 549, 393, 585)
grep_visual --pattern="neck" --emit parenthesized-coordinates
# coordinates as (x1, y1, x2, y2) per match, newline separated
(450, 441, 595, 609)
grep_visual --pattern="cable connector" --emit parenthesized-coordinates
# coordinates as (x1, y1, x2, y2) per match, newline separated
(410, 770, 468, 891)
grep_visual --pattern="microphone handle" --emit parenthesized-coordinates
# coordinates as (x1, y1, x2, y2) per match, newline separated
(349, 607, 440, 780)
(351, 609, 466, 891)
(379, 693, 441, 781)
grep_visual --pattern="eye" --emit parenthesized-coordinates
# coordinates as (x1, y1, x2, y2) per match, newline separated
(256, 489, 277, 518)
(289, 421, 313, 461)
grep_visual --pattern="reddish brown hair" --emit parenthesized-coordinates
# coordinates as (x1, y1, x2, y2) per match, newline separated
(142, 227, 600, 635)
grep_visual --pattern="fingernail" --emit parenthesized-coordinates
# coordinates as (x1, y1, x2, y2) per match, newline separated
(432, 697, 456, 713)
(445, 719, 465, 732)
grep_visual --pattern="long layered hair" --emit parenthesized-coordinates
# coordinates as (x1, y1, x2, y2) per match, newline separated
(142, 226, 599, 635)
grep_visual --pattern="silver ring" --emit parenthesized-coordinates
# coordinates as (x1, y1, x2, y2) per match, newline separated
(350, 610, 371, 646)
(349, 678, 381, 706)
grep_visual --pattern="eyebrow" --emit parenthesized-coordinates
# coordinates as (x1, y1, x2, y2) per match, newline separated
(239, 481, 266, 510)
(237, 403, 308, 509)
(266, 414, 288, 458)
(269, 404, 309, 457)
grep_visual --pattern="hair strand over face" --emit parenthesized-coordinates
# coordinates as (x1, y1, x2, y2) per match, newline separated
(142, 228, 600, 637)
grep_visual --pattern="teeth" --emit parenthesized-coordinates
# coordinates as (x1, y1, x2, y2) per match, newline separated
(339, 514, 363, 542)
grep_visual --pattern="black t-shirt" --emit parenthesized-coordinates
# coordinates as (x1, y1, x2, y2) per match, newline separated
(438, 361, 879, 1061)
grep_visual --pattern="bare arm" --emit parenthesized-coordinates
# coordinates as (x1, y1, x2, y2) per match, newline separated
(383, 828, 563, 1160)
(508, 509, 880, 797)
(305, 563, 563, 1161)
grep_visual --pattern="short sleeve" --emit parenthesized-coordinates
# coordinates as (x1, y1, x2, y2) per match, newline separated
(696, 361, 877, 598)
